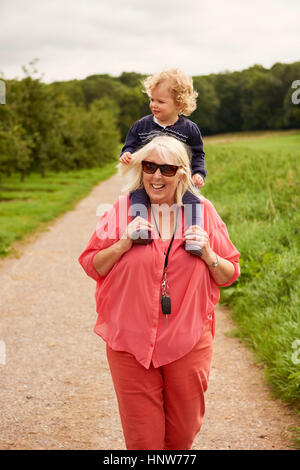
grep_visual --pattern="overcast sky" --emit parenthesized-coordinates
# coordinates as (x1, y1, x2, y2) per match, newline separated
(1, 0, 299, 83)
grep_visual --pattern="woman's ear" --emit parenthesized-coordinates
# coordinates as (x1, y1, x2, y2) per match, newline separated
(177, 168, 186, 181)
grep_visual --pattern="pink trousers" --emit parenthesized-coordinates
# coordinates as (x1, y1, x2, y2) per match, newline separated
(106, 322, 213, 450)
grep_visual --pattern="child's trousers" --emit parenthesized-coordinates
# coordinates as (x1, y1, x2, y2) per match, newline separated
(106, 322, 213, 450)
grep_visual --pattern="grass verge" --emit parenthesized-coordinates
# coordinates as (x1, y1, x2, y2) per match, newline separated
(0, 161, 118, 257)
(202, 131, 300, 446)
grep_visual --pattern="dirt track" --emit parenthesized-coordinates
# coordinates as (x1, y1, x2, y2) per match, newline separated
(0, 173, 298, 450)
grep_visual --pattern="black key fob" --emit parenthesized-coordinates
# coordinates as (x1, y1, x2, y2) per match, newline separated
(161, 296, 171, 315)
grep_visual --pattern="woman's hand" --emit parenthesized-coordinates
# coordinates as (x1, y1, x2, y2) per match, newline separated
(93, 217, 154, 277)
(121, 216, 154, 243)
(184, 225, 235, 284)
(184, 225, 213, 262)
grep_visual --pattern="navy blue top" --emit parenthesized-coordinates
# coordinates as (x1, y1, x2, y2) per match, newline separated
(120, 115, 206, 179)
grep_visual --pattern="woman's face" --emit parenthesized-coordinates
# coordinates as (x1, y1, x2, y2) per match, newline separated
(142, 149, 182, 206)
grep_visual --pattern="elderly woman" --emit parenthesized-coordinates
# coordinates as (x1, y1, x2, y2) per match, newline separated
(78, 135, 240, 451)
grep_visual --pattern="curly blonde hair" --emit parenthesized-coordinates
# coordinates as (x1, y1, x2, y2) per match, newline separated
(142, 68, 198, 116)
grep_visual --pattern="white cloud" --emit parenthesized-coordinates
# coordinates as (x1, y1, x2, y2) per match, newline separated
(0, 0, 299, 82)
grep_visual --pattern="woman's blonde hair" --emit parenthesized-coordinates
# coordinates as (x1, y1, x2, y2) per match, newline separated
(118, 135, 200, 206)
(142, 68, 198, 116)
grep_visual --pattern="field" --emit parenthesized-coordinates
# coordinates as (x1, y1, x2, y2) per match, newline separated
(202, 130, 300, 415)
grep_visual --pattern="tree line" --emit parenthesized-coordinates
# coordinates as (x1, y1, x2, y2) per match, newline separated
(0, 60, 299, 181)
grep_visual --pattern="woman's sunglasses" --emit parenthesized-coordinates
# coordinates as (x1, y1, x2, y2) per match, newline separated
(142, 161, 180, 177)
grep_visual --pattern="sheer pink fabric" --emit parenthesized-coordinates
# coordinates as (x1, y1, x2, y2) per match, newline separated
(78, 194, 240, 369)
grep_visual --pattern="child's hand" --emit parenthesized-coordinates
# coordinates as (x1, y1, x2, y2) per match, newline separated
(192, 173, 205, 188)
(120, 152, 133, 164)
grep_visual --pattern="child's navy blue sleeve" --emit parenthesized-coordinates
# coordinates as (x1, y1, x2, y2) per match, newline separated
(120, 121, 140, 158)
(188, 123, 206, 179)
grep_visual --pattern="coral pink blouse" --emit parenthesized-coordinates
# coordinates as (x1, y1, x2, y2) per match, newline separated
(78, 194, 240, 369)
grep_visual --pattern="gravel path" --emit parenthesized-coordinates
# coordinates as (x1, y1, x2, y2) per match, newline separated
(0, 173, 298, 450)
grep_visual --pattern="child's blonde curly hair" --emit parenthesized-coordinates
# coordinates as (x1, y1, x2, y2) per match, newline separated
(142, 68, 198, 116)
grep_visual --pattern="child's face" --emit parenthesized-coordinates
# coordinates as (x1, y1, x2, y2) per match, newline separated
(149, 81, 180, 124)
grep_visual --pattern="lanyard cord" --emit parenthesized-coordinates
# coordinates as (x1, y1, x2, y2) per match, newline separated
(151, 205, 179, 269)
(151, 205, 179, 325)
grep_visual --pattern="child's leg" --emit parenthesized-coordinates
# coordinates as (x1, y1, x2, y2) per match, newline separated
(129, 189, 152, 244)
(183, 190, 202, 256)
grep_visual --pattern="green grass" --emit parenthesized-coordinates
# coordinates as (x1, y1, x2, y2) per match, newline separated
(202, 132, 300, 438)
(0, 161, 118, 256)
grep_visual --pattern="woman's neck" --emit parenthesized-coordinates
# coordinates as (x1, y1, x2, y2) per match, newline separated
(151, 204, 178, 241)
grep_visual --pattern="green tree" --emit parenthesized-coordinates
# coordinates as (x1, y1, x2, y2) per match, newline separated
(211, 71, 249, 133)
(81, 75, 123, 106)
(8, 62, 58, 177)
(282, 84, 300, 129)
(191, 76, 220, 135)
(87, 97, 121, 165)
(49, 80, 85, 107)
(117, 86, 148, 141)
(118, 71, 146, 88)
(0, 121, 33, 182)
(271, 62, 300, 129)
(240, 66, 284, 130)
(0, 78, 34, 182)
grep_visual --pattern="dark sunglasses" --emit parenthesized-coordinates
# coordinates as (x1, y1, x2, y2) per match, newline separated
(142, 161, 180, 177)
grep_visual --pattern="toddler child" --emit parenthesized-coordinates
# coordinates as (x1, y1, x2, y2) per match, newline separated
(120, 68, 206, 256)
